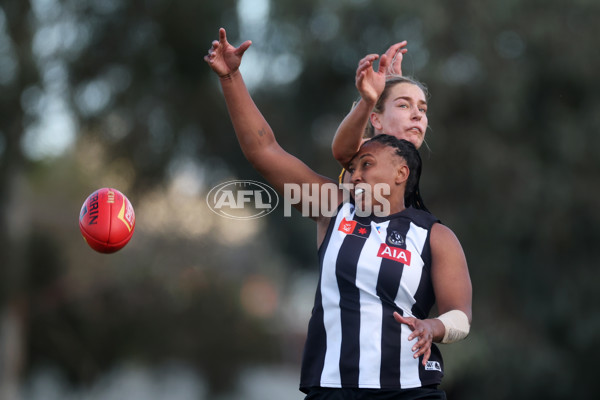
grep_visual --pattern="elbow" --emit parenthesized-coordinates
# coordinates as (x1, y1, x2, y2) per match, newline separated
(243, 140, 279, 171)
(331, 146, 351, 168)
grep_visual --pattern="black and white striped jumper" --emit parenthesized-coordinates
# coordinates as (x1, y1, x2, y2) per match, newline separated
(300, 202, 444, 393)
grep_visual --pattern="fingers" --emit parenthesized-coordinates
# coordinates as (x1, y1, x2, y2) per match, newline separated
(355, 70, 367, 87)
(422, 348, 431, 366)
(393, 312, 415, 329)
(384, 41, 408, 77)
(235, 40, 253, 56)
(356, 52, 395, 78)
(219, 27, 227, 44)
(395, 313, 434, 362)
(413, 342, 432, 363)
(205, 28, 252, 67)
(377, 53, 390, 74)
(205, 44, 218, 64)
(361, 54, 379, 63)
(409, 327, 432, 361)
(217, 27, 252, 55)
(410, 327, 431, 348)
(356, 54, 379, 74)
(384, 41, 408, 58)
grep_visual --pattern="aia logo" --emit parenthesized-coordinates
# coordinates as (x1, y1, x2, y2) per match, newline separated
(377, 243, 411, 266)
(207, 180, 279, 220)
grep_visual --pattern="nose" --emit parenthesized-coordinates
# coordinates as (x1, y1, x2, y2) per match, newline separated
(411, 106, 422, 120)
(351, 170, 362, 185)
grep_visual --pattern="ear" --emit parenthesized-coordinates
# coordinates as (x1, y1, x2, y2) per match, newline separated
(370, 112, 383, 132)
(395, 164, 410, 185)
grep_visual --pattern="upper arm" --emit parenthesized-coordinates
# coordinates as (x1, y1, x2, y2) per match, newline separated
(430, 223, 472, 322)
(248, 140, 340, 219)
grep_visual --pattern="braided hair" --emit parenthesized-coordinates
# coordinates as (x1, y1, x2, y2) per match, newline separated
(364, 134, 429, 212)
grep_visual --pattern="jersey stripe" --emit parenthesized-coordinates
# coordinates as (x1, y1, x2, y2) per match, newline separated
(337, 234, 364, 386)
(319, 204, 354, 387)
(356, 220, 388, 387)
(377, 218, 409, 387)
(398, 221, 429, 387)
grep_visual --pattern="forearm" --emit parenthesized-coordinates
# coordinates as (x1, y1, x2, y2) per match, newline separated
(331, 98, 374, 167)
(217, 68, 334, 205)
(218, 70, 276, 162)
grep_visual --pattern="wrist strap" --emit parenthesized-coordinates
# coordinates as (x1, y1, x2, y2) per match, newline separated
(436, 310, 470, 344)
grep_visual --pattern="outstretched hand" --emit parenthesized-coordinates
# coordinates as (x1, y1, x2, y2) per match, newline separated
(204, 28, 252, 77)
(383, 41, 407, 77)
(355, 53, 389, 104)
(393, 311, 435, 366)
(354, 41, 408, 104)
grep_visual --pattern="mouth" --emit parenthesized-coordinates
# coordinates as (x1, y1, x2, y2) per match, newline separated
(408, 127, 422, 134)
(355, 187, 365, 196)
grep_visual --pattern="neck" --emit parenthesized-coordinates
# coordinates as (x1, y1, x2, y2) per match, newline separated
(386, 190, 406, 215)
(389, 203, 406, 215)
(362, 196, 405, 217)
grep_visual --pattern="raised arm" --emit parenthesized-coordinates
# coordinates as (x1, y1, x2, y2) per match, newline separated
(204, 28, 339, 222)
(331, 42, 407, 168)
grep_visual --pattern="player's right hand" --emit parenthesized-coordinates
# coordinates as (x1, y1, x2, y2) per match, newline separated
(204, 27, 252, 78)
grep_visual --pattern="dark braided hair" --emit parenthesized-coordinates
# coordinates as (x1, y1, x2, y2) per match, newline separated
(363, 134, 429, 212)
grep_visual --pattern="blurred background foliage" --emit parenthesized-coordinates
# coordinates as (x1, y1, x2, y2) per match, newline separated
(0, 0, 599, 398)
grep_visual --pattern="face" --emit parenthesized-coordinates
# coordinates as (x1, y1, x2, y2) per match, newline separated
(370, 82, 428, 149)
(346, 142, 408, 215)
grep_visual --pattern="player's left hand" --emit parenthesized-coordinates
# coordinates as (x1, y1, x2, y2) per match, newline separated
(383, 41, 407, 77)
(393, 311, 434, 366)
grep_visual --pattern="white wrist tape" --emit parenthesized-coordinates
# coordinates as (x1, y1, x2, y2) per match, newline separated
(436, 310, 470, 344)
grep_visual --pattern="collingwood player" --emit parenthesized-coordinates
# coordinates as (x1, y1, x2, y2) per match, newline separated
(205, 28, 472, 400)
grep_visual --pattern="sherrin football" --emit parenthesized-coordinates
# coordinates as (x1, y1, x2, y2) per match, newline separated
(79, 188, 135, 253)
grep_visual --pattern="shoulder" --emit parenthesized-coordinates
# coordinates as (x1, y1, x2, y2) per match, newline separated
(430, 223, 465, 258)
(401, 207, 440, 230)
(316, 201, 352, 249)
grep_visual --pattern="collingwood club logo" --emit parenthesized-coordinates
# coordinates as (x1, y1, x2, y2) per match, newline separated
(387, 230, 405, 246)
(207, 180, 279, 220)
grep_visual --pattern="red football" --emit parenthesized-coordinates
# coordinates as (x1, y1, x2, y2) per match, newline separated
(79, 188, 136, 253)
